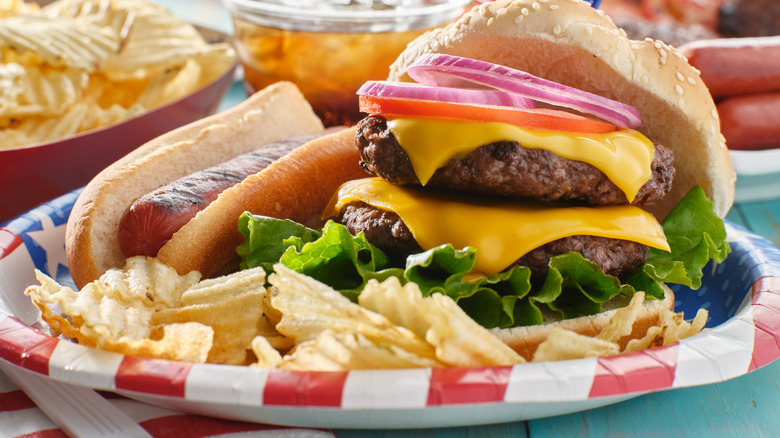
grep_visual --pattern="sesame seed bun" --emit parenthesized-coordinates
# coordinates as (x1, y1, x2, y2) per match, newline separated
(388, 0, 735, 219)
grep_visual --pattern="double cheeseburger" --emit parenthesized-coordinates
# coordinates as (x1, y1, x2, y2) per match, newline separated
(313, 0, 734, 355)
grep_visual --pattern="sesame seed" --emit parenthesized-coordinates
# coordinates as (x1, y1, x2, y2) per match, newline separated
(521, 7, 529, 16)
(514, 15, 524, 23)
(676, 72, 684, 81)
(554, 24, 562, 35)
(497, 8, 507, 15)
(585, 25, 593, 35)
(550, 4, 558, 9)
(679, 98, 685, 109)
(487, 17, 495, 26)
(687, 77, 696, 85)
(533, 2, 541, 10)
(675, 84, 684, 95)
(711, 109, 719, 119)
(631, 44, 639, 50)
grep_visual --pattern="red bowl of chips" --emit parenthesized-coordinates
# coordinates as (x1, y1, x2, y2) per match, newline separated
(0, 0, 238, 222)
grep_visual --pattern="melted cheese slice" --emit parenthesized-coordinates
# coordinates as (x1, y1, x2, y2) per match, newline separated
(388, 118, 655, 203)
(324, 178, 670, 276)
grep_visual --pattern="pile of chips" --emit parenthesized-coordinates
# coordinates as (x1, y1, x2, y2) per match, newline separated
(0, 0, 235, 149)
(25, 256, 708, 369)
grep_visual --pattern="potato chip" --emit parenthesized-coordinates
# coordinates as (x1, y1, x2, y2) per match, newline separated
(0, 0, 39, 17)
(1, 0, 236, 149)
(250, 336, 283, 369)
(24, 256, 267, 364)
(357, 276, 430, 340)
(0, 15, 118, 72)
(0, 64, 87, 119)
(135, 58, 203, 110)
(25, 257, 199, 346)
(152, 291, 264, 365)
(269, 265, 437, 362)
(257, 315, 294, 351)
(150, 267, 266, 365)
(623, 326, 665, 353)
(533, 327, 620, 362)
(101, 322, 213, 363)
(280, 330, 441, 371)
(596, 292, 645, 343)
(359, 277, 526, 367)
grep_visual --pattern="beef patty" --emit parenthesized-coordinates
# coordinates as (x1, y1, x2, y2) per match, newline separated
(355, 115, 675, 207)
(334, 202, 648, 279)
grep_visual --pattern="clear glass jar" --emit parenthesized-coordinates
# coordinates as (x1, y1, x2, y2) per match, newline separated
(222, 0, 473, 126)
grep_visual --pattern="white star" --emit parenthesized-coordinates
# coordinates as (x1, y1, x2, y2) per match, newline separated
(26, 211, 68, 278)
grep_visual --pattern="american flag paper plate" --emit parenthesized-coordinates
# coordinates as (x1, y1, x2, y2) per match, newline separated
(1, 190, 778, 429)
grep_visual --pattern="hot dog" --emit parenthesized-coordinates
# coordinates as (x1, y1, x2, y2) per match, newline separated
(155, 126, 364, 278)
(678, 36, 780, 100)
(66, 82, 361, 288)
(117, 129, 340, 258)
(717, 91, 780, 150)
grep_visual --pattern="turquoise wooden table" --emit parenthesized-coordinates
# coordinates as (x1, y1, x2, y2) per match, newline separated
(162, 2, 780, 436)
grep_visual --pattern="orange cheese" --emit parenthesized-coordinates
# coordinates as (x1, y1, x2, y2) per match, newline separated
(324, 178, 670, 276)
(387, 117, 655, 203)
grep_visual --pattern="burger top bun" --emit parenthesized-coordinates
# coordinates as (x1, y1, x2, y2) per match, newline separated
(388, 0, 735, 219)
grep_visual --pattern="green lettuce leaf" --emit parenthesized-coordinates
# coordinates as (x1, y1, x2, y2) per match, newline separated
(625, 185, 730, 291)
(235, 185, 730, 329)
(236, 213, 322, 273)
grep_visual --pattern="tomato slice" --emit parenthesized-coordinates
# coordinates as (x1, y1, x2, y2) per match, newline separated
(359, 95, 617, 134)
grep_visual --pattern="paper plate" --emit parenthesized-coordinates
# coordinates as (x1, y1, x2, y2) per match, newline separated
(1, 191, 779, 429)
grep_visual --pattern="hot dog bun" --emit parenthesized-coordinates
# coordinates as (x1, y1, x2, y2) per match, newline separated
(66, 82, 326, 288)
(156, 127, 365, 278)
(388, 0, 735, 219)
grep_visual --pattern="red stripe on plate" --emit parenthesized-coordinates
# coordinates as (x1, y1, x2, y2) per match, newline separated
(0, 389, 36, 412)
(139, 414, 315, 438)
(588, 345, 679, 398)
(0, 316, 57, 375)
(115, 356, 191, 397)
(263, 370, 347, 406)
(18, 429, 68, 438)
(749, 277, 780, 371)
(427, 366, 512, 405)
(0, 228, 23, 261)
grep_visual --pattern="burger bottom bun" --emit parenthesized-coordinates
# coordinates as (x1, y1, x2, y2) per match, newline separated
(492, 285, 675, 361)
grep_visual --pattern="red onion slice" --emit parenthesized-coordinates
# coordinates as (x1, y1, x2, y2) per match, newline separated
(406, 54, 642, 129)
(357, 81, 536, 110)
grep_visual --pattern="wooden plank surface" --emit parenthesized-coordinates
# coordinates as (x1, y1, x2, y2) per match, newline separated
(734, 198, 780, 247)
(528, 355, 780, 437)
